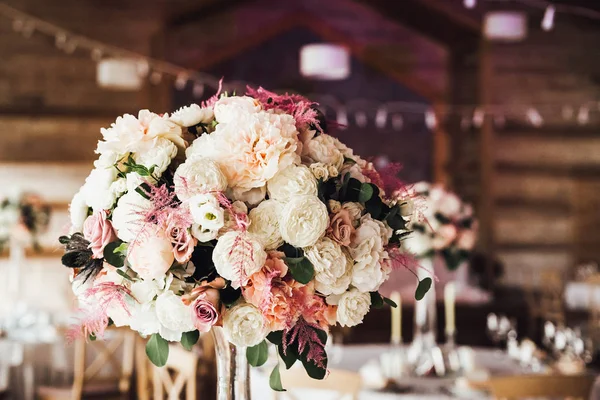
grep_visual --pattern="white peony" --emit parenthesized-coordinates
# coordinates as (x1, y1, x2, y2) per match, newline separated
(213, 96, 261, 124)
(94, 151, 122, 169)
(127, 224, 174, 281)
(69, 188, 89, 232)
(336, 289, 371, 327)
(266, 165, 318, 202)
(303, 134, 344, 170)
(134, 138, 178, 177)
(188, 193, 225, 231)
(222, 303, 267, 347)
(129, 303, 161, 336)
(155, 291, 195, 342)
(169, 104, 214, 127)
(247, 199, 283, 250)
(82, 167, 119, 212)
(173, 157, 227, 201)
(279, 195, 329, 248)
(186, 111, 299, 191)
(305, 238, 352, 295)
(111, 191, 153, 242)
(212, 231, 267, 288)
(349, 215, 388, 292)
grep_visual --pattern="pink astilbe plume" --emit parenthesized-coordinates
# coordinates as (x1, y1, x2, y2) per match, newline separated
(386, 246, 438, 282)
(375, 163, 411, 199)
(283, 317, 327, 369)
(228, 233, 257, 288)
(246, 86, 322, 132)
(140, 183, 178, 228)
(66, 282, 134, 343)
(214, 191, 249, 231)
(201, 78, 224, 108)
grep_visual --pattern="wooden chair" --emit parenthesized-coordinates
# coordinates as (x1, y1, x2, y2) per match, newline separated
(37, 327, 135, 400)
(276, 368, 362, 400)
(152, 344, 199, 400)
(484, 374, 595, 399)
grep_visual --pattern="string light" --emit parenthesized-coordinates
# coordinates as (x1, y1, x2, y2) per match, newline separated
(425, 109, 437, 130)
(90, 48, 103, 61)
(354, 110, 368, 128)
(150, 71, 162, 85)
(11, 18, 23, 32)
(375, 107, 388, 128)
(577, 106, 590, 125)
(54, 32, 67, 49)
(464, 0, 477, 9)
(541, 5, 556, 31)
(63, 40, 77, 54)
(336, 107, 348, 128)
(391, 114, 404, 131)
(460, 115, 471, 131)
(526, 108, 543, 127)
(493, 114, 506, 129)
(175, 73, 189, 90)
(472, 108, 485, 128)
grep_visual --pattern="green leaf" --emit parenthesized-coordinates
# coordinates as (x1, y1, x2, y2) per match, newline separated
(219, 286, 242, 307)
(343, 156, 356, 165)
(284, 257, 314, 284)
(116, 269, 133, 282)
(146, 334, 169, 367)
(247, 340, 269, 367)
(415, 277, 433, 301)
(181, 330, 199, 351)
(267, 331, 283, 345)
(370, 292, 384, 309)
(269, 364, 286, 392)
(383, 297, 398, 308)
(103, 241, 125, 268)
(114, 242, 129, 255)
(89, 333, 97, 341)
(358, 183, 374, 203)
(302, 354, 328, 380)
(278, 344, 298, 369)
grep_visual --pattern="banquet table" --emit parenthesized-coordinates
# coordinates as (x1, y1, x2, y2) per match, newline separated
(251, 344, 523, 399)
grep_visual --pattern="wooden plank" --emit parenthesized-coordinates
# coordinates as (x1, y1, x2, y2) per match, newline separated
(495, 173, 576, 205)
(497, 250, 573, 287)
(494, 208, 574, 246)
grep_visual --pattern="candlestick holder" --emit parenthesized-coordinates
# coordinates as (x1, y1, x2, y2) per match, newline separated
(443, 330, 461, 374)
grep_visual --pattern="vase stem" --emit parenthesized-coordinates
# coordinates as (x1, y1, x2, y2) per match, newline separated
(211, 326, 251, 400)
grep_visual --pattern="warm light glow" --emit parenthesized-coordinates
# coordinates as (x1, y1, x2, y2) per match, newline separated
(484, 11, 528, 42)
(463, 0, 476, 9)
(300, 44, 350, 80)
(425, 109, 437, 129)
(542, 5, 556, 31)
(526, 108, 543, 127)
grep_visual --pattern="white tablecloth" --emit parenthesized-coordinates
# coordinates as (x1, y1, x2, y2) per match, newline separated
(251, 345, 520, 399)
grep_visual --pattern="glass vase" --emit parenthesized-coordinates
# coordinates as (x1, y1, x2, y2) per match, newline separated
(211, 326, 251, 400)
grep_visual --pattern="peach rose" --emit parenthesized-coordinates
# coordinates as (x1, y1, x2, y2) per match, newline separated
(327, 209, 355, 247)
(83, 210, 117, 259)
(165, 214, 197, 263)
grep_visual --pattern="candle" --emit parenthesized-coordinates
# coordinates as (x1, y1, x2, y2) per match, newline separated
(415, 293, 427, 327)
(390, 291, 402, 345)
(444, 282, 456, 336)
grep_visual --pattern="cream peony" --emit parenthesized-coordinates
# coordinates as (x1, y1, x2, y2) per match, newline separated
(336, 289, 371, 327)
(69, 188, 89, 232)
(305, 238, 351, 295)
(247, 199, 283, 250)
(222, 303, 267, 347)
(212, 231, 267, 288)
(155, 290, 195, 342)
(266, 165, 318, 202)
(134, 138, 178, 177)
(173, 157, 228, 201)
(186, 111, 299, 190)
(82, 167, 118, 212)
(169, 104, 214, 127)
(127, 224, 174, 281)
(303, 134, 344, 170)
(279, 195, 329, 248)
(350, 215, 388, 292)
(111, 191, 153, 242)
(213, 96, 261, 124)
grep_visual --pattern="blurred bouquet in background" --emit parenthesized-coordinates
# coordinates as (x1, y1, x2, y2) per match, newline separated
(0, 192, 51, 252)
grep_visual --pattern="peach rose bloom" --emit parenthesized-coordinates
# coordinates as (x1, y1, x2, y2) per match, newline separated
(327, 209, 355, 247)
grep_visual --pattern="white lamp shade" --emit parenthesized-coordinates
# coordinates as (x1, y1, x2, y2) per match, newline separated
(97, 58, 143, 90)
(300, 44, 350, 80)
(484, 11, 528, 42)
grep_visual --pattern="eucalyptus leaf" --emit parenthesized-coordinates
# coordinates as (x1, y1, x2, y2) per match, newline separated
(146, 334, 169, 367)
(370, 292, 384, 309)
(103, 241, 125, 268)
(181, 330, 199, 351)
(247, 340, 269, 367)
(358, 183, 374, 203)
(415, 277, 432, 301)
(116, 269, 133, 282)
(269, 364, 286, 392)
(383, 297, 398, 308)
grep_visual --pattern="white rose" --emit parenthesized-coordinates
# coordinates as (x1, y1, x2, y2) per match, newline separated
(69, 188, 89, 232)
(247, 199, 283, 250)
(189, 193, 225, 231)
(336, 289, 371, 327)
(342, 202, 364, 227)
(328, 200, 342, 214)
(309, 162, 329, 181)
(279, 195, 329, 248)
(82, 167, 118, 212)
(134, 138, 178, 177)
(328, 165, 339, 178)
(350, 215, 388, 292)
(303, 134, 344, 170)
(128, 224, 174, 281)
(213, 96, 261, 124)
(223, 303, 267, 347)
(169, 104, 214, 127)
(111, 191, 153, 242)
(231, 186, 266, 207)
(267, 165, 318, 202)
(305, 238, 351, 295)
(174, 157, 228, 201)
(155, 291, 195, 342)
(212, 231, 267, 288)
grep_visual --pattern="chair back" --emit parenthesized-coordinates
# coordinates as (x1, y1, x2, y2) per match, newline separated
(277, 368, 362, 400)
(152, 344, 199, 400)
(486, 374, 595, 399)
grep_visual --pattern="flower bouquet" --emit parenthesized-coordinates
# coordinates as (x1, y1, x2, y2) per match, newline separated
(0, 192, 51, 251)
(60, 87, 428, 393)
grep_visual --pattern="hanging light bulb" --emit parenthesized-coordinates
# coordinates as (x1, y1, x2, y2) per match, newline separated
(541, 5, 556, 31)
(425, 109, 437, 130)
(391, 114, 404, 131)
(355, 110, 368, 128)
(464, 0, 476, 9)
(526, 108, 543, 127)
(63, 40, 77, 54)
(55, 32, 67, 49)
(91, 48, 103, 62)
(150, 71, 162, 85)
(12, 19, 24, 32)
(193, 82, 205, 98)
(375, 107, 388, 129)
(336, 108, 348, 128)
(472, 107, 485, 128)
(175, 73, 188, 90)
(21, 21, 35, 38)
(136, 59, 150, 78)
(577, 106, 590, 125)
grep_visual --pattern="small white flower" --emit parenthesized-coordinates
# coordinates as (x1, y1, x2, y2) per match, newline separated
(247, 199, 283, 250)
(134, 138, 178, 177)
(173, 157, 228, 201)
(309, 162, 329, 181)
(111, 191, 153, 242)
(169, 104, 214, 127)
(212, 231, 267, 288)
(189, 193, 225, 231)
(69, 188, 89, 232)
(155, 291, 195, 342)
(336, 289, 371, 327)
(82, 167, 119, 212)
(279, 195, 329, 248)
(303, 134, 344, 170)
(223, 303, 267, 347)
(213, 96, 262, 124)
(305, 238, 352, 295)
(191, 224, 218, 242)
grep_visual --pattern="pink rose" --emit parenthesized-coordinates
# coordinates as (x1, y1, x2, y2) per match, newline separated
(327, 209, 355, 247)
(457, 229, 476, 250)
(83, 211, 117, 259)
(432, 224, 458, 250)
(165, 214, 197, 263)
(191, 289, 220, 332)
